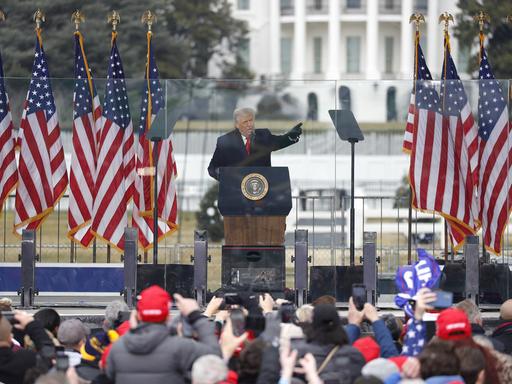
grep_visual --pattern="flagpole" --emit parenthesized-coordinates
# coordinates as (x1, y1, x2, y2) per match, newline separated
(142, 10, 160, 264)
(439, 12, 454, 261)
(474, 11, 490, 262)
(408, 13, 424, 264)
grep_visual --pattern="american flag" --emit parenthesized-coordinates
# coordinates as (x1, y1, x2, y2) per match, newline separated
(403, 33, 432, 153)
(132, 32, 178, 249)
(477, 48, 511, 255)
(92, 33, 135, 251)
(14, 33, 68, 234)
(408, 44, 477, 246)
(438, 37, 479, 249)
(0, 50, 17, 214)
(68, 32, 102, 247)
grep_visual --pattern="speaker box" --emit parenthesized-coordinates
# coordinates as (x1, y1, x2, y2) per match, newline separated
(310, 266, 363, 302)
(480, 263, 511, 304)
(439, 263, 512, 304)
(222, 246, 285, 293)
(440, 263, 465, 303)
(136, 264, 194, 297)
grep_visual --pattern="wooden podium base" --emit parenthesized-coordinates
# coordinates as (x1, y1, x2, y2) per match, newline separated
(224, 216, 286, 246)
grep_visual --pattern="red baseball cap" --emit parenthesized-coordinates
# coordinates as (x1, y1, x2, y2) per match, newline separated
(353, 336, 381, 362)
(436, 308, 471, 340)
(137, 285, 171, 323)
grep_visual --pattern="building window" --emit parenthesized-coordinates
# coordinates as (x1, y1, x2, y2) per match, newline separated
(385, 36, 394, 73)
(386, 86, 397, 121)
(313, 37, 322, 74)
(314, 0, 323, 10)
(339, 86, 351, 111)
(307, 92, 318, 121)
(415, 0, 428, 12)
(346, 0, 361, 9)
(238, 38, 250, 66)
(384, 0, 394, 9)
(237, 0, 250, 10)
(280, 0, 293, 15)
(281, 37, 292, 74)
(346, 36, 361, 73)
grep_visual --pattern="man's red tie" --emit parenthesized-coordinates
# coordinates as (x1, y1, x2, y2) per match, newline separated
(245, 137, 251, 154)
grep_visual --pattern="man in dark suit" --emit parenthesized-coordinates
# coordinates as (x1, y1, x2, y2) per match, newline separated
(208, 107, 303, 180)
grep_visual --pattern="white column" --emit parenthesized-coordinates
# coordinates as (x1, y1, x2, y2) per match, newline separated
(427, 0, 439, 74)
(291, 0, 306, 79)
(326, 0, 341, 79)
(365, 0, 380, 79)
(269, 0, 281, 76)
(400, 0, 413, 78)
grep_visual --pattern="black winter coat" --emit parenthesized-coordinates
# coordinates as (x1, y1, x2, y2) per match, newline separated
(208, 128, 296, 180)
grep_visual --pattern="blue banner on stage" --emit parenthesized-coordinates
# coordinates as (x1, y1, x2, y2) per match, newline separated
(0, 264, 124, 292)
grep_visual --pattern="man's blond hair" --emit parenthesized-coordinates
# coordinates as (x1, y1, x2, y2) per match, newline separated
(233, 107, 255, 125)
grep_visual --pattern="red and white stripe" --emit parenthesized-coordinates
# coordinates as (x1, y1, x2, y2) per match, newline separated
(132, 136, 173, 249)
(409, 101, 477, 242)
(123, 124, 135, 203)
(402, 92, 415, 153)
(133, 135, 178, 248)
(15, 109, 68, 234)
(478, 109, 511, 254)
(155, 138, 178, 227)
(92, 118, 135, 251)
(68, 95, 102, 247)
(0, 95, 17, 213)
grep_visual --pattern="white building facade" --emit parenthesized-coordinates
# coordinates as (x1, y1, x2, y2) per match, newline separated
(225, 0, 464, 81)
(207, 0, 472, 124)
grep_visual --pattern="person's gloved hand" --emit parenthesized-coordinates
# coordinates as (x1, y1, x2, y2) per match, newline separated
(287, 122, 303, 141)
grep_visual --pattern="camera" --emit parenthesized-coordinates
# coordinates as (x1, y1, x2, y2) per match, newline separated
(352, 284, 367, 311)
(219, 292, 243, 310)
(224, 293, 243, 306)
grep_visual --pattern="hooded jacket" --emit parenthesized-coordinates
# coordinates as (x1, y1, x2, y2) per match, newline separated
(106, 314, 220, 384)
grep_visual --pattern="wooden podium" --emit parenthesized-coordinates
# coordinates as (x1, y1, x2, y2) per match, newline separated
(224, 216, 286, 246)
(218, 166, 292, 246)
(218, 167, 292, 292)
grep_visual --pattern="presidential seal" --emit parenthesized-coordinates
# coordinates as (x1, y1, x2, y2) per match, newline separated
(241, 173, 269, 201)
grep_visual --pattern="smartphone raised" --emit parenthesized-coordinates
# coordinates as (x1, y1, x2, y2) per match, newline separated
(55, 351, 69, 372)
(429, 290, 453, 309)
(230, 308, 246, 337)
(352, 284, 367, 311)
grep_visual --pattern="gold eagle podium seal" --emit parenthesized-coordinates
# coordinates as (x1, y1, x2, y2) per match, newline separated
(241, 173, 269, 201)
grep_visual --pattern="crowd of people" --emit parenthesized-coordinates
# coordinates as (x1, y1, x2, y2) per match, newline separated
(1, 286, 512, 384)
